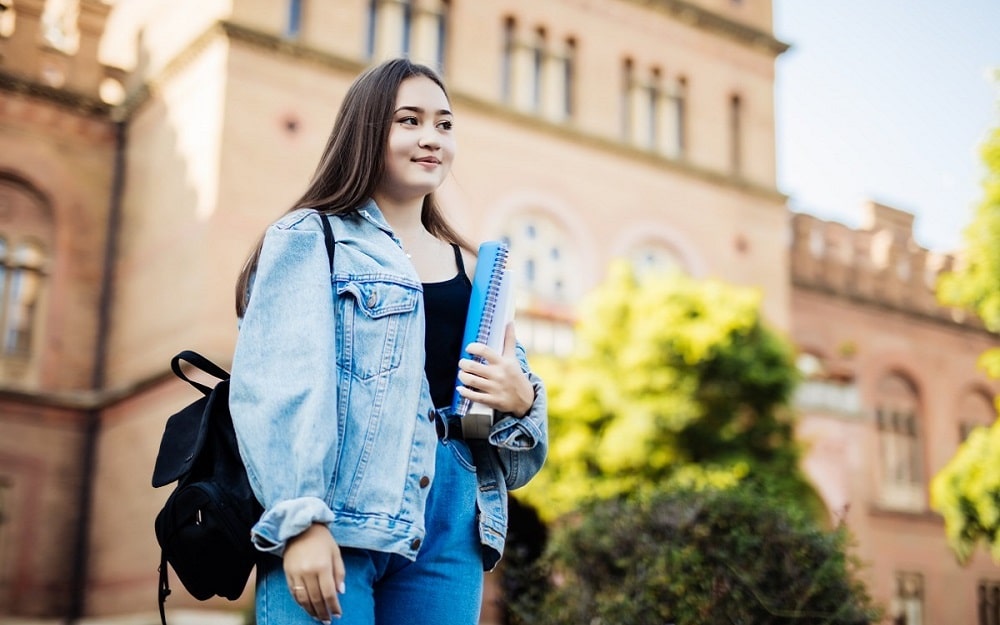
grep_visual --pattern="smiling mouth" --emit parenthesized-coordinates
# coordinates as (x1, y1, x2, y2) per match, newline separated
(413, 157, 441, 164)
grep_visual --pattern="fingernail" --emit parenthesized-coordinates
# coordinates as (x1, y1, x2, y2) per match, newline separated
(338, 581, 346, 594)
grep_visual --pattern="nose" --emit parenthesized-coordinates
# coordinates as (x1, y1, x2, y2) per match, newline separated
(418, 126, 440, 149)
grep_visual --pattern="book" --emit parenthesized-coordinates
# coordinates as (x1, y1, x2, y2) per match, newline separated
(450, 241, 515, 434)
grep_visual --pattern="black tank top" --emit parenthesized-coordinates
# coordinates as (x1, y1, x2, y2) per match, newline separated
(423, 244, 472, 409)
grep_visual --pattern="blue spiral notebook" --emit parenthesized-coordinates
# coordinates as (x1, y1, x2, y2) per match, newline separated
(450, 241, 514, 429)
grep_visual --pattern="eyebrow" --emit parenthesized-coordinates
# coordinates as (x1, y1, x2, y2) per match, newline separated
(395, 106, 453, 117)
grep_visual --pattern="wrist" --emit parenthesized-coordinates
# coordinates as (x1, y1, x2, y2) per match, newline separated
(514, 376, 534, 418)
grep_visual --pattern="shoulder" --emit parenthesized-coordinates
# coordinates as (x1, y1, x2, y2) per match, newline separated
(271, 208, 324, 232)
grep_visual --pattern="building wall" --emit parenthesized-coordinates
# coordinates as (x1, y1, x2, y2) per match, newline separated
(0, 403, 85, 615)
(791, 206, 1000, 624)
(90, 0, 789, 620)
(0, 0, 996, 623)
(0, 0, 118, 614)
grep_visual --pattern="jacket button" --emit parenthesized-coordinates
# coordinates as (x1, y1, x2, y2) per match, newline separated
(366, 290, 377, 308)
(419, 476, 430, 488)
(410, 538, 422, 550)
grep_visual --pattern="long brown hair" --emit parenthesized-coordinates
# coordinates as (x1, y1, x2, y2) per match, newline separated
(235, 58, 474, 316)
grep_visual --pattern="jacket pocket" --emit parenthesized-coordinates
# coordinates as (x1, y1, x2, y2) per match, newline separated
(335, 278, 421, 380)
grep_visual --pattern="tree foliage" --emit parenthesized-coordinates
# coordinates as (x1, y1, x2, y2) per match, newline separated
(518, 262, 817, 521)
(930, 109, 1000, 563)
(931, 423, 1000, 563)
(937, 122, 1000, 378)
(509, 486, 879, 625)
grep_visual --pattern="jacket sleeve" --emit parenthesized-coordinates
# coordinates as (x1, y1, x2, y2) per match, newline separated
(487, 342, 548, 490)
(230, 212, 338, 556)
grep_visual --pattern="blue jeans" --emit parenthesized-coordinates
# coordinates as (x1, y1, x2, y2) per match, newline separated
(255, 439, 484, 624)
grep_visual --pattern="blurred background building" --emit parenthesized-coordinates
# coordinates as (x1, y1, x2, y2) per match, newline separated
(0, 0, 997, 623)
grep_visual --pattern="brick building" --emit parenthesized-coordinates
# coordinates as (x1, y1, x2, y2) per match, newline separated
(0, 0, 996, 623)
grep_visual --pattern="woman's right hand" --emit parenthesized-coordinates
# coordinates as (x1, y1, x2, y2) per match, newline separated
(283, 523, 346, 622)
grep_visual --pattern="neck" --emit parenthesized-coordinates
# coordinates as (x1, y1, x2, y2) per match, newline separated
(372, 193, 433, 250)
(372, 192, 426, 232)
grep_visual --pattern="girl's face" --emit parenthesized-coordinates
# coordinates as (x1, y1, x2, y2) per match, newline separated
(378, 76, 456, 205)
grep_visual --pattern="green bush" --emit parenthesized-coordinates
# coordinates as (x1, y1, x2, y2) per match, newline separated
(508, 486, 880, 625)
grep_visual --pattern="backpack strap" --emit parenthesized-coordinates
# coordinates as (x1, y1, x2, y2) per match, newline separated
(171, 351, 230, 395)
(158, 549, 171, 625)
(318, 210, 336, 272)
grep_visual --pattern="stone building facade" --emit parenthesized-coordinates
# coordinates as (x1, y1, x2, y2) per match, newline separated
(0, 0, 995, 623)
(790, 204, 1000, 623)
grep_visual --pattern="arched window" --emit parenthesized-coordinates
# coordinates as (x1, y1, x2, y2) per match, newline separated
(0, 177, 52, 365)
(627, 240, 685, 278)
(875, 372, 923, 511)
(501, 211, 577, 304)
(958, 390, 996, 442)
(499, 211, 577, 356)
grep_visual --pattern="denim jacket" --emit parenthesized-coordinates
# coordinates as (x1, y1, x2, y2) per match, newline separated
(229, 202, 548, 571)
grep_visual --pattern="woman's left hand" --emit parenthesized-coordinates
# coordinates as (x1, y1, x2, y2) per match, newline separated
(457, 323, 534, 418)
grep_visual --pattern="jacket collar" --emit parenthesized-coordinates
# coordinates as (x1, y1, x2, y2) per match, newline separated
(356, 199, 393, 235)
(356, 198, 413, 253)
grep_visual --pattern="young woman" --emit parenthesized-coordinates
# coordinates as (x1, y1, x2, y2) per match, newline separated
(229, 59, 548, 625)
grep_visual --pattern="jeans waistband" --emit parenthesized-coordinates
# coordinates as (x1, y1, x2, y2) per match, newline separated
(434, 412, 465, 440)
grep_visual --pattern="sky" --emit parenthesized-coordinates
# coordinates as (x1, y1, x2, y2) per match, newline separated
(772, 0, 1000, 252)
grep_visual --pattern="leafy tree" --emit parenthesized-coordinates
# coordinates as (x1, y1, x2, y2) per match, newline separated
(509, 486, 879, 625)
(930, 113, 1000, 563)
(519, 262, 817, 521)
(936, 121, 1000, 378)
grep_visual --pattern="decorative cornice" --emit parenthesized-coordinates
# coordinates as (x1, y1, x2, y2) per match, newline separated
(0, 368, 174, 411)
(452, 92, 787, 202)
(218, 21, 786, 202)
(220, 20, 366, 74)
(115, 20, 368, 119)
(116, 19, 784, 201)
(792, 277, 995, 338)
(622, 0, 790, 55)
(788, 213, 994, 335)
(0, 70, 111, 117)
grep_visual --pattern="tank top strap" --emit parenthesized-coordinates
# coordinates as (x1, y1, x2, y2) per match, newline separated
(451, 243, 466, 274)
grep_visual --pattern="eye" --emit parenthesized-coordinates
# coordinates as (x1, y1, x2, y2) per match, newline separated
(398, 116, 419, 126)
(437, 120, 454, 131)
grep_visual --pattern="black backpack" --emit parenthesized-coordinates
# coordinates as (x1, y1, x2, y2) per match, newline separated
(151, 211, 337, 624)
(151, 351, 262, 624)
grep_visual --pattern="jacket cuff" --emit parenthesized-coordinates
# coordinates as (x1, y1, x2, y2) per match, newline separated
(488, 373, 544, 450)
(250, 496, 335, 556)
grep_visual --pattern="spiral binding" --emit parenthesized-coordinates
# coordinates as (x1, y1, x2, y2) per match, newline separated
(474, 243, 509, 347)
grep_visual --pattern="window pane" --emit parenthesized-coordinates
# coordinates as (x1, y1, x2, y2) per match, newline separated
(3, 243, 44, 357)
(286, 0, 302, 37)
